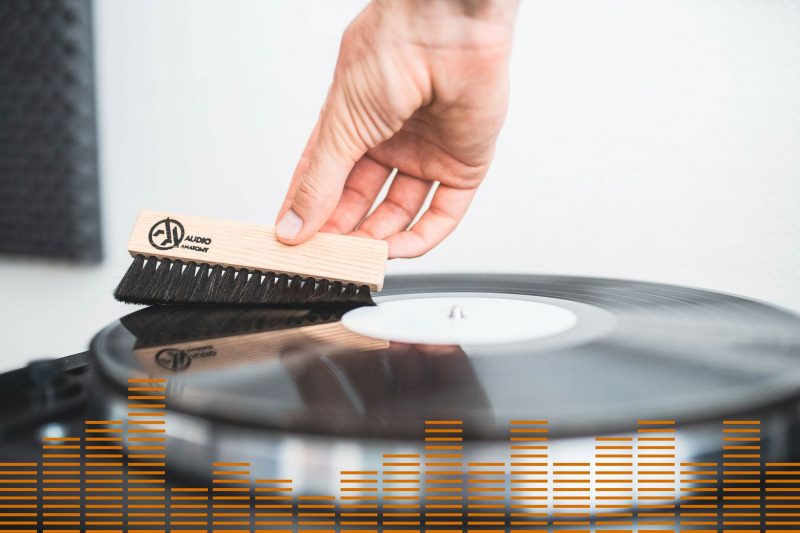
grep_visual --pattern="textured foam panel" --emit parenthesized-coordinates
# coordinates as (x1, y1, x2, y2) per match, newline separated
(0, 0, 101, 262)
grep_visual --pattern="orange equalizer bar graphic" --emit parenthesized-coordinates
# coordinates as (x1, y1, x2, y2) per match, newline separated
(0, 379, 798, 532)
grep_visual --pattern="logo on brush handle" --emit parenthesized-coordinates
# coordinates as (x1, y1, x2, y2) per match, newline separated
(148, 218, 185, 250)
(148, 217, 212, 253)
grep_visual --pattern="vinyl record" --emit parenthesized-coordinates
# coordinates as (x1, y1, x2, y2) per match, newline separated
(92, 274, 800, 439)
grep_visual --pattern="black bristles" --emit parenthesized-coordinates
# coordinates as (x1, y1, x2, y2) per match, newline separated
(268, 273, 290, 304)
(254, 271, 276, 303)
(285, 274, 312, 304)
(147, 258, 173, 304)
(230, 268, 250, 302)
(113, 254, 145, 302)
(161, 259, 185, 303)
(341, 281, 358, 300)
(136, 256, 159, 304)
(205, 265, 224, 299)
(308, 278, 330, 302)
(355, 284, 373, 304)
(329, 280, 344, 298)
(240, 269, 262, 302)
(214, 266, 237, 303)
(113, 255, 375, 307)
(189, 263, 210, 302)
(173, 261, 198, 301)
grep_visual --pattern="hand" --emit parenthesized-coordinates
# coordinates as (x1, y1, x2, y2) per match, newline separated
(275, 0, 518, 258)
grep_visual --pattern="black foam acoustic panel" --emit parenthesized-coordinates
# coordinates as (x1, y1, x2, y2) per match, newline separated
(0, 0, 102, 262)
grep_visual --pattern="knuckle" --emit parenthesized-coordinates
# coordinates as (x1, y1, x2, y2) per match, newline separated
(328, 118, 365, 158)
(426, 205, 452, 221)
(341, 184, 371, 207)
(293, 178, 328, 212)
(340, 24, 359, 49)
(383, 197, 416, 220)
(355, 226, 381, 240)
(423, 161, 488, 189)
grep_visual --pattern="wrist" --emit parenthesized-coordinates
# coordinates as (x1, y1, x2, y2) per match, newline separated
(372, 0, 518, 48)
(386, 0, 518, 20)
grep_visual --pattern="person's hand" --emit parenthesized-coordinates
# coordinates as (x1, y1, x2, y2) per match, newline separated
(276, 0, 518, 258)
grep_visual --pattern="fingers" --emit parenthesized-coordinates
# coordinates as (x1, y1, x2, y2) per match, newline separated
(320, 156, 392, 234)
(275, 86, 367, 245)
(384, 184, 476, 259)
(352, 172, 434, 240)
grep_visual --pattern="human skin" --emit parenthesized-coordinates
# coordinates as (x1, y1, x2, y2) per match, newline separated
(275, 0, 518, 258)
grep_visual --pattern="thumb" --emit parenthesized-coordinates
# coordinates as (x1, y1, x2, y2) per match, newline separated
(275, 86, 367, 245)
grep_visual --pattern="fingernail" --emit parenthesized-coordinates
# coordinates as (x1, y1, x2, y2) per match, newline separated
(276, 209, 303, 240)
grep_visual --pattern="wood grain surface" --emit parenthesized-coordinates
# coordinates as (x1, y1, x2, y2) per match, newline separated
(127, 209, 388, 290)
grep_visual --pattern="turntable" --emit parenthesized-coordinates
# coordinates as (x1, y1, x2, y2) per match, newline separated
(1, 274, 800, 528)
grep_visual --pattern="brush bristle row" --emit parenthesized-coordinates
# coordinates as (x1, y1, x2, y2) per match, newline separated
(114, 255, 374, 306)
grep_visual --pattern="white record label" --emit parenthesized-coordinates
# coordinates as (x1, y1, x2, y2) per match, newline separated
(342, 295, 578, 345)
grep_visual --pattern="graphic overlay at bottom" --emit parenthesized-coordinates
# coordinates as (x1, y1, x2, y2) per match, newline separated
(0, 378, 795, 532)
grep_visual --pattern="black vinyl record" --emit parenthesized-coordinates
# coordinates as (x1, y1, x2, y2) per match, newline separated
(92, 274, 800, 439)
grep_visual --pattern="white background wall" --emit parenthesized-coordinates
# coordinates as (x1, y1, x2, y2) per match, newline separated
(0, 0, 798, 371)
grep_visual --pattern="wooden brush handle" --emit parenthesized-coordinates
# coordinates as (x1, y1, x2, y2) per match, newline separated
(127, 209, 388, 291)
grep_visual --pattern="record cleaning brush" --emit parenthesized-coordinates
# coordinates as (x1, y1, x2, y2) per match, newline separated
(113, 210, 387, 306)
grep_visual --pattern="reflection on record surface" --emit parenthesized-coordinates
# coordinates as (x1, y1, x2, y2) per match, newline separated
(107, 304, 490, 437)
